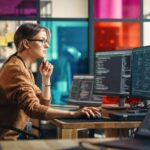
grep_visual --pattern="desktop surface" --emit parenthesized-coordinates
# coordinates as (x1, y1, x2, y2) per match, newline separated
(51, 104, 79, 111)
(0, 138, 121, 150)
(50, 118, 141, 139)
(102, 104, 130, 110)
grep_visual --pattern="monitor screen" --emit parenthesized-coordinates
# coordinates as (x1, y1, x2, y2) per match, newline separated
(131, 46, 150, 99)
(93, 50, 132, 96)
(68, 75, 102, 106)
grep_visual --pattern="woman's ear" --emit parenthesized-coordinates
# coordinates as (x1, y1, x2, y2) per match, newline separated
(22, 39, 30, 49)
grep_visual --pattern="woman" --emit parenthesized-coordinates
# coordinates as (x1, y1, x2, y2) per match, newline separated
(0, 23, 101, 140)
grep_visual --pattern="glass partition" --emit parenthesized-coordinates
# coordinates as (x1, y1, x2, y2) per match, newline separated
(94, 0, 140, 19)
(0, 0, 37, 17)
(40, 21, 89, 104)
(94, 22, 140, 52)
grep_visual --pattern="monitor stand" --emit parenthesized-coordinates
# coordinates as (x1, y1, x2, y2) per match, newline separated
(118, 96, 126, 107)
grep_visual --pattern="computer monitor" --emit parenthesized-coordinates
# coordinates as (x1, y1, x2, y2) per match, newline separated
(68, 75, 102, 107)
(131, 46, 150, 101)
(93, 50, 132, 106)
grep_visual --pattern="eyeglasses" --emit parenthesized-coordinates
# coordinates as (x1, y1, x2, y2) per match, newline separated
(28, 39, 49, 45)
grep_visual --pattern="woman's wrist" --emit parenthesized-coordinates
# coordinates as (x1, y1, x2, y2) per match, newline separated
(42, 78, 51, 85)
(42, 77, 50, 83)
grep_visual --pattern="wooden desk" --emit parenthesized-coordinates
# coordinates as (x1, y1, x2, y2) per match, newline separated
(49, 119, 141, 139)
(0, 138, 121, 150)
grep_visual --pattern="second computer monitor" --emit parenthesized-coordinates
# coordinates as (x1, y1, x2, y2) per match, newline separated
(93, 50, 132, 96)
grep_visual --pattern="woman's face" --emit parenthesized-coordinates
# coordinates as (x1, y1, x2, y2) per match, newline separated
(26, 29, 50, 59)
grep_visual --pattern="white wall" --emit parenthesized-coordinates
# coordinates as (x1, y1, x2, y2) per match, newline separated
(144, 0, 150, 18)
(40, 0, 88, 18)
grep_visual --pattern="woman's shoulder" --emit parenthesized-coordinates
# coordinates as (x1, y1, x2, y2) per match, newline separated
(2, 56, 26, 74)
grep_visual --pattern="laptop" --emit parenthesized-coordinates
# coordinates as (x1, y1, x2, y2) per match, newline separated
(68, 75, 102, 107)
(52, 75, 102, 111)
(95, 110, 150, 150)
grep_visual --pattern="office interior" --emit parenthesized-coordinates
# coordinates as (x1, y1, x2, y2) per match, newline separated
(0, 0, 150, 149)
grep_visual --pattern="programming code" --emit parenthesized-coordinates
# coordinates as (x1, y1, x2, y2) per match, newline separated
(132, 46, 150, 98)
(69, 76, 93, 101)
(94, 51, 131, 95)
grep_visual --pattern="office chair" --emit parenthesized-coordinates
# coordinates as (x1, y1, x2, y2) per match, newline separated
(0, 124, 41, 140)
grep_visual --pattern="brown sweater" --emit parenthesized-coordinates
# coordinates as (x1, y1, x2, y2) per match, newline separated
(0, 55, 50, 140)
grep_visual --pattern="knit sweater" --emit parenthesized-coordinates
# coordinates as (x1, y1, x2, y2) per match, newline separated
(0, 55, 50, 140)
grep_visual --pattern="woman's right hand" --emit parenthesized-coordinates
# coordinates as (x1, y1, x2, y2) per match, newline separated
(72, 107, 101, 118)
(39, 61, 54, 79)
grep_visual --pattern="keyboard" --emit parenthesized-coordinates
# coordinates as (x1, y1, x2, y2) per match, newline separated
(109, 112, 146, 121)
(58, 115, 112, 122)
(127, 109, 148, 113)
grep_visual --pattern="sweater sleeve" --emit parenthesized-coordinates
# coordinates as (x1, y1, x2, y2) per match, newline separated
(5, 66, 49, 120)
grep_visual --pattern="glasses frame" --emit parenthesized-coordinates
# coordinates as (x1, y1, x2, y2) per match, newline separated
(28, 39, 49, 45)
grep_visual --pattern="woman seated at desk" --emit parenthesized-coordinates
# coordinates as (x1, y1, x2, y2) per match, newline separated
(0, 23, 101, 140)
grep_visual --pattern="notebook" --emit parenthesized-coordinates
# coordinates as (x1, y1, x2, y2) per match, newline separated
(95, 110, 150, 150)
(68, 75, 102, 107)
(52, 75, 102, 111)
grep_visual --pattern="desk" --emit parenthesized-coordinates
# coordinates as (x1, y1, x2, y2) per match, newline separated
(0, 138, 121, 150)
(49, 119, 141, 139)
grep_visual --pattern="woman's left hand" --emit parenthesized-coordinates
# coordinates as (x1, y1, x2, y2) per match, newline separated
(39, 60, 54, 78)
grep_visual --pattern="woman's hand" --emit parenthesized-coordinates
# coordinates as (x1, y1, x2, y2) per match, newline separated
(72, 107, 101, 118)
(39, 60, 54, 79)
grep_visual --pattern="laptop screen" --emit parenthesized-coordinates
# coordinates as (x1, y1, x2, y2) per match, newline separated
(136, 110, 150, 138)
(68, 75, 102, 106)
